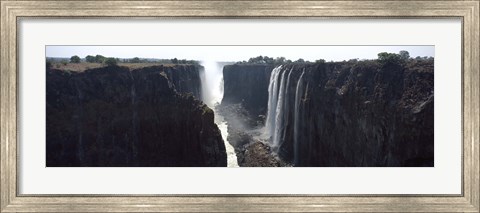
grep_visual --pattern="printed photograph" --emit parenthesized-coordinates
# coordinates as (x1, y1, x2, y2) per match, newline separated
(46, 46, 434, 167)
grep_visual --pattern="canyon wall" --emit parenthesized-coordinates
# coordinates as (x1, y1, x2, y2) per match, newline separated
(224, 60, 434, 167)
(163, 65, 203, 99)
(222, 64, 275, 118)
(46, 65, 227, 167)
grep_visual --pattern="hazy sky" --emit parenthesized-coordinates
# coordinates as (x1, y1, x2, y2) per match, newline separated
(46, 46, 434, 62)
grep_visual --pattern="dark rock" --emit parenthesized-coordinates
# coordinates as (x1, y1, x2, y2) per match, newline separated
(237, 141, 289, 167)
(46, 65, 227, 167)
(222, 64, 275, 118)
(222, 60, 434, 167)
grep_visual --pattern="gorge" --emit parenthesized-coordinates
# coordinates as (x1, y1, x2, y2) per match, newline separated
(46, 53, 434, 167)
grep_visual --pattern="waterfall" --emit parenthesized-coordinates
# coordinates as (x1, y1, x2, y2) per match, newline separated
(200, 61, 239, 167)
(278, 69, 294, 149)
(265, 66, 283, 137)
(200, 61, 224, 107)
(293, 70, 306, 165)
(265, 65, 306, 165)
(272, 68, 292, 148)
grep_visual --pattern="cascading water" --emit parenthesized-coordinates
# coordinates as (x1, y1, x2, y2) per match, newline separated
(265, 65, 306, 165)
(200, 61, 239, 167)
(265, 66, 283, 138)
(272, 68, 289, 148)
(293, 70, 306, 165)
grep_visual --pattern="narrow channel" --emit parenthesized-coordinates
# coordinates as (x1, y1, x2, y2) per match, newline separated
(200, 61, 239, 167)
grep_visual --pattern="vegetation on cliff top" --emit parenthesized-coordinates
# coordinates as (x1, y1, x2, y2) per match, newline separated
(234, 51, 434, 67)
(47, 54, 201, 72)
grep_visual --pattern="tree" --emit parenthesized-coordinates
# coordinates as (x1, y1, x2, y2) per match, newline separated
(70, 55, 81, 63)
(171, 58, 178, 64)
(130, 57, 141, 63)
(274, 57, 286, 64)
(295, 58, 305, 63)
(95, 55, 106, 63)
(377, 52, 403, 65)
(399, 50, 410, 60)
(104, 57, 117, 66)
(315, 59, 326, 63)
(263, 56, 274, 64)
(85, 55, 96, 63)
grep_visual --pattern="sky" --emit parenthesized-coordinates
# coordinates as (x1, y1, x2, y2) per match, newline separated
(46, 46, 434, 62)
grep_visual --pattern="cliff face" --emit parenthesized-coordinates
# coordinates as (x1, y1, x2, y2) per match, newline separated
(223, 60, 434, 167)
(222, 64, 275, 118)
(163, 65, 203, 99)
(275, 61, 434, 166)
(46, 65, 227, 167)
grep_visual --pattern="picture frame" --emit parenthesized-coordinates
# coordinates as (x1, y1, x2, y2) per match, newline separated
(1, 0, 478, 212)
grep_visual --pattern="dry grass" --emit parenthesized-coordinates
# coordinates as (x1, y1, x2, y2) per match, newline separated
(51, 62, 104, 72)
(119, 63, 176, 70)
(51, 62, 178, 72)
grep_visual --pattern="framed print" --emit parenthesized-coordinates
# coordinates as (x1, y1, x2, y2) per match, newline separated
(1, 0, 479, 212)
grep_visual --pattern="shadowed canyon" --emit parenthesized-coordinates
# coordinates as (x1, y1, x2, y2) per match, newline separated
(46, 52, 434, 167)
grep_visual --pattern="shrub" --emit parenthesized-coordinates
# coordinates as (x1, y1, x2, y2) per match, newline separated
(95, 55, 106, 63)
(130, 57, 141, 63)
(85, 55, 96, 63)
(295, 58, 305, 63)
(377, 52, 402, 65)
(104, 57, 117, 66)
(399, 50, 410, 60)
(70, 55, 81, 63)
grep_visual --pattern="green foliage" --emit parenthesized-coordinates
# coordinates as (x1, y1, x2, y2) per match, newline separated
(171, 58, 178, 64)
(61, 60, 68, 66)
(85, 55, 96, 63)
(238, 56, 294, 65)
(130, 57, 141, 63)
(104, 57, 118, 66)
(295, 58, 305, 63)
(275, 57, 286, 64)
(70, 55, 81, 63)
(46, 61, 52, 69)
(95, 55, 106, 63)
(315, 59, 326, 64)
(399, 50, 410, 60)
(378, 50, 411, 65)
(377, 52, 403, 65)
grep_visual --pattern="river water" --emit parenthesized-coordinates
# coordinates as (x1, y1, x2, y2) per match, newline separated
(214, 112, 239, 167)
(200, 61, 239, 167)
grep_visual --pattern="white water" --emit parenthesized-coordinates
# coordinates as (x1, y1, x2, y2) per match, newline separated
(265, 65, 306, 165)
(293, 70, 306, 165)
(273, 68, 289, 148)
(200, 61, 224, 107)
(200, 61, 239, 167)
(265, 66, 283, 138)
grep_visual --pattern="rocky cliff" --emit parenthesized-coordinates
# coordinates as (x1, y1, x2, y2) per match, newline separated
(46, 65, 227, 167)
(222, 64, 275, 118)
(163, 65, 203, 99)
(222, 60, 434, 167)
